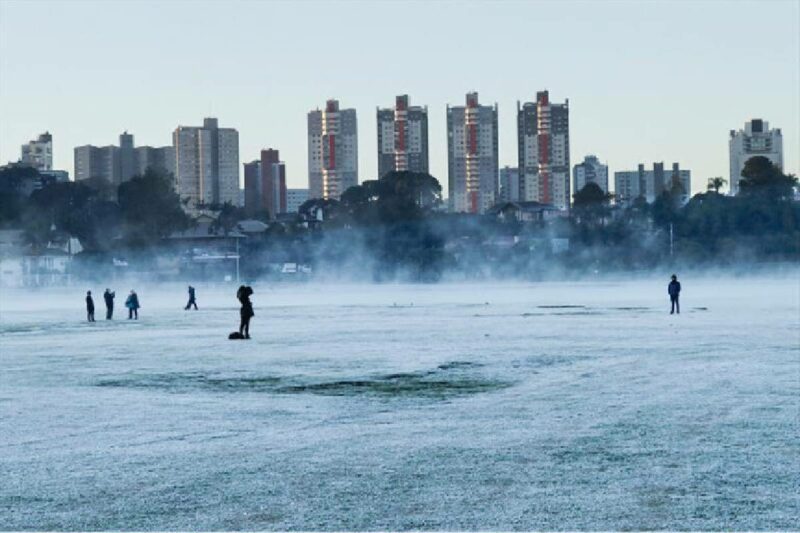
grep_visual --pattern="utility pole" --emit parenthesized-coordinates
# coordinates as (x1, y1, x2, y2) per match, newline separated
(669, 223, 674, 257)
(235, 237, 240, 283)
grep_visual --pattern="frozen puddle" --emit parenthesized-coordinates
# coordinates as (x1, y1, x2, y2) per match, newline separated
(96, 361, 512, 398)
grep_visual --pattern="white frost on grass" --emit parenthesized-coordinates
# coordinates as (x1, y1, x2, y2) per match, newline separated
(0, 273, 798, 529)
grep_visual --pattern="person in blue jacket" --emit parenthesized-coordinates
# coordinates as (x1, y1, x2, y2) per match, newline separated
(668, 274, 681, 314)
(126, 290, 140, 320)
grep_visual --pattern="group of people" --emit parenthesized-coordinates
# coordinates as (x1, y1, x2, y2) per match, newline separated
(85, 289, 140, 321)
(83, 284, 257, 338)
(83, 276, 680, 333)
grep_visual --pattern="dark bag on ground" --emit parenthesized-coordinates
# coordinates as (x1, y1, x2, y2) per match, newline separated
(228, 332, 245, 340)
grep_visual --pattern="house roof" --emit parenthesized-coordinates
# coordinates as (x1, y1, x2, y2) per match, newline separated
(489, 201, 562, 214)
(236, 219, 269, 233)
(168, 220, 245, 239)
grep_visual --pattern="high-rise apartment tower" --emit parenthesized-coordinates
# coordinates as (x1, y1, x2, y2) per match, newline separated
(517, 91, 570, 209)
(446, 92, 499, 213)
(173, 118, 240, 208)
(308, 100, 358, 200)
(377, 95, 429, 178)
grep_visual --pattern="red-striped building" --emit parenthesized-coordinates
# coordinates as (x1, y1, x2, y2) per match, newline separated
(517, 91, 570, 210)
(446, 92, 499, 214)
(307, 99, 358, 200)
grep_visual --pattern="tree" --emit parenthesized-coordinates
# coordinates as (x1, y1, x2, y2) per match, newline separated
(340, 171, 443, 225)
(706, 176, 727, 194)
(299, 197, 341, 225)
(738, 156, 798, 200)
(572, 183, 612, 230)
(117, 168, 192, 247)
(0, 165, 39, 225)
(23, 180, 97, 247)
(651, 189, 681, 229)
(81, 176, 117, 201)
(209, 202, 248, 235)
(572, 182, 610, 207)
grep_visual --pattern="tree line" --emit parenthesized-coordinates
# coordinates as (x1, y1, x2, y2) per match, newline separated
(0, 167, 192, 251)
(0, 157, 796, 278)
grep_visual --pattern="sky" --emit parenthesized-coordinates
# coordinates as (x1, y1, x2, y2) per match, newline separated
(1, 0, 798, 197)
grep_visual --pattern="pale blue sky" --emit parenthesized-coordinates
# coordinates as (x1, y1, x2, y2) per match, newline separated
(1, 0, 797, 196)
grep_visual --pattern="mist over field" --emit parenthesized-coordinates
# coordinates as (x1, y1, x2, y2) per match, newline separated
(1, 271, 798, 529)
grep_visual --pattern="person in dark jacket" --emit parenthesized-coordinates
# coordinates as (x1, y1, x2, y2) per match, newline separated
(668, 274, 681, 314)
(125, 290, 140, 320)
(185, 285, 198, 310)
(237, 285, 254, 339)
(86, 291, 95, 322)
(104, 288, 115, 320)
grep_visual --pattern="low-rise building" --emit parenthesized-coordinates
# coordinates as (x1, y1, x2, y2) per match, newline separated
(573, 155, 608, 194)
(614, 162, 691, 207)
(499, 166, 520, 203)
(286, 189, 309, 213)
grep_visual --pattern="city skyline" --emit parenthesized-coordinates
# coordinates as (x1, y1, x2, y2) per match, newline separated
(1, 0, 798, 198)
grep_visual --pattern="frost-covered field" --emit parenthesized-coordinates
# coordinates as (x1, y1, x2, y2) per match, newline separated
(1, 275, 798, 530)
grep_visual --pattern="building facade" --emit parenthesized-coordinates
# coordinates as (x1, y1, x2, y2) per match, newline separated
(447, 92, 499, 213)
(74, 132, 174, 184)
(173, 118, 240, 208)
(21, 132, 53, 171)
(135, 145, 176, 177)
(377, 94, 429, 178)
(243, 160, 262, 215)
(614, 162, 691, 207)
(499, 166, 520, 203)
(308, 100, 358, 200)
(262, 149, 286, 217)
(74, 145, 118, 183)
(573, 155, 609, 194)
(286, 189, 310, 213)
(729, 119, 783, 195)
(244, 149, 286, 218)
(517, 91, 570, 210)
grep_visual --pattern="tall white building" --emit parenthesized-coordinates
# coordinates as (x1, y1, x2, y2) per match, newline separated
(173, 118, 240, 208)
(308, 100, 358, 200)
(614, 162, 691, 207)
(377, 95, 429, 178)
(447, 92, 499, 213)
(573, 155, 608, 194)
(517, 91, 570, 209)
(21, 132, 52, 171)
(729, 119, 783, 195)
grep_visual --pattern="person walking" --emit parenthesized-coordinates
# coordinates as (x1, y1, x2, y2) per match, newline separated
(103, 288, 115, 320)
(126, 290, 140, 320)
(237, 285, 254, 339)
(185, 285, 198, 310)
(668, 274, 681, 315)
(86, 291, 95, 322)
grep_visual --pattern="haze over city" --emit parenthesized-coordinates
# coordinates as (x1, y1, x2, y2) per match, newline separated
(1, 0, 798, 197)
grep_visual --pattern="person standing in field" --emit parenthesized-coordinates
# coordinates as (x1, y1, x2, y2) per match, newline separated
(126, 290, 140, 320)
(104, 288, 115, 320)
(668, 274, 681, 315)
(86, 291, 95, 322)
(185, 285, 198, 310)
(237, 285, 254, 339)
